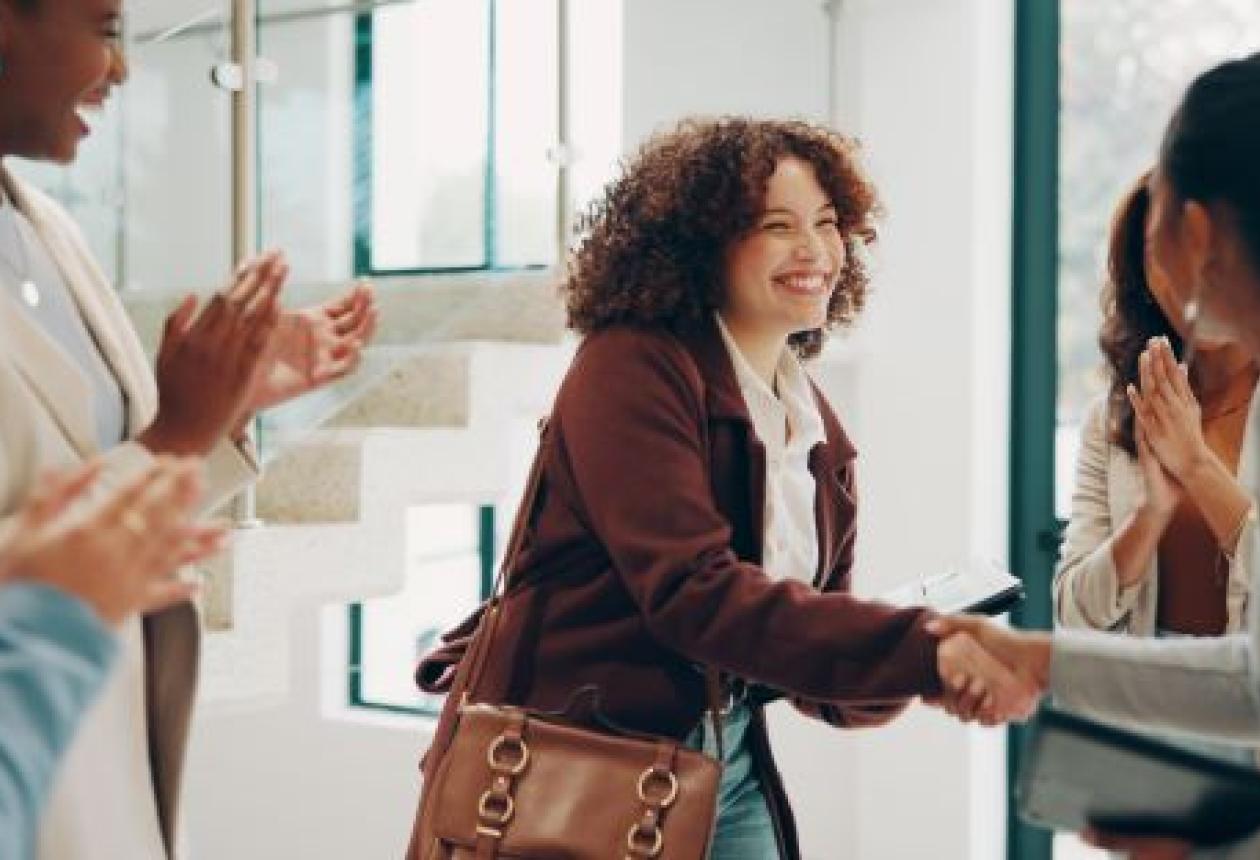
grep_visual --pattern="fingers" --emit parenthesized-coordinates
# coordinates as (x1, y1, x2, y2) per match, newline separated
(207, 252, 284, 345)
(96, 460, 169, 528)
(225, 251, 278, 304)
(328, 282, 371, 326)
(926, 614, 989, 640)
(1141, 337, 1197, 417)
(240, 253, 288, 320)
(1147, 340, 1182, 414)
(936, 634, 991, 721)
(20, 461, 104, 529)
(173, 524, 229, 567)
(1138, 350, 1171, 428)
(1157, 337, 1194, 402)
(331, 283, 377, 336)
(1127, 383, 1160, 438)
(946, 633, 1020, 720)
(158, 294, 199, 369)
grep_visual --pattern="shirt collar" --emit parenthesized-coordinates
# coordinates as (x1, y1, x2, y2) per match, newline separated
(714, 314, 826, 451)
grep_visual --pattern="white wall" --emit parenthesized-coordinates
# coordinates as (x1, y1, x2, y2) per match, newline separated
(836, 0, 1014, 858)
(184, 607, 423, 858)
(621, 0, 831, 147)
(181, 1, 1016, 858)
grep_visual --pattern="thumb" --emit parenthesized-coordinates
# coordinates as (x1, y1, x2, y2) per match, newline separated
(926, 614, 988, 638)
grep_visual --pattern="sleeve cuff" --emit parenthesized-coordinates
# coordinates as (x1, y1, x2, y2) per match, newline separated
(910, 612, 944, 698)
(0, 583, 118, 672)
(200, 435, 261, 514)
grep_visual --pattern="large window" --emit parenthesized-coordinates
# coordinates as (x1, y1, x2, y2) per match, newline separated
(17, 0, 597, 287)
(357, 0, 561, 274)
(1011, 2, 1260, 859)
(1054, 0, 1260, 520)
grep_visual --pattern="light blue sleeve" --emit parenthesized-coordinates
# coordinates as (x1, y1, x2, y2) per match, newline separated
(0, 583, 118, 860)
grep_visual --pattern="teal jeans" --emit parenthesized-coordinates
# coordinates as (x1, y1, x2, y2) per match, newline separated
(685, 704, 781, 859)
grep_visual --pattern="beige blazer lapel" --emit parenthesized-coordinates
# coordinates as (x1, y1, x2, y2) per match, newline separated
(0, 284, 98, 457)
(3, 169, 157, 436)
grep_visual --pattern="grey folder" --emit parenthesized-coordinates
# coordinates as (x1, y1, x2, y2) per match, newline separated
(1018, 706, 1260, 847)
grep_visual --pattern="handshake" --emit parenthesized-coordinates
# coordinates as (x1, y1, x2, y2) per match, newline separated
(925, 615, 1053, 725)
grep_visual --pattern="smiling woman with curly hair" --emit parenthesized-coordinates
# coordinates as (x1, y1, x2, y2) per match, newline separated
(408, 117, 1016, 860)
(566, 117, 878, 357)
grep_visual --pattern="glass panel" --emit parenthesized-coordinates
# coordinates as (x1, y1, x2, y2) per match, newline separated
(356, 504, 488, 712)
(492, 0, 559, 267)
(369, 0, 489, 270)
(1056, 0, 1260, 521)
(257, 2, 359, 286)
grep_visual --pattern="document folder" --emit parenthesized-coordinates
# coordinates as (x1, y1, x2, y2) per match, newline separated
(1018, 705, 1260, 847)
(879, 557, 1024, 616)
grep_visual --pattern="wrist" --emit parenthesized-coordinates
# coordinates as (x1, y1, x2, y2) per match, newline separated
(137, 419, 211, 457)
(1135, 499, 1175, 527)
(1026, 634, 1053, 693)
(1179, 445, 1217, 489)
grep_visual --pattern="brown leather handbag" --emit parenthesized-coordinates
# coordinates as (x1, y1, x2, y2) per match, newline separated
(406, 429, 724, 860)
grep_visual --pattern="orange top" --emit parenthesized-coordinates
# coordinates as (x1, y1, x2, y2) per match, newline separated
(1157, 369, 1258, 634)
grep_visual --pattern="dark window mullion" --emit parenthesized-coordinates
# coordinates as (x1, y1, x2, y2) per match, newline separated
(1008, 0, 1061, 858)
(352, 12, 373, 276)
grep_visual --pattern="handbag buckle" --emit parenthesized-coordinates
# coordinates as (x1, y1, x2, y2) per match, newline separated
(487, 734, 530, 775)
(636, 766, 679, 809)
(478, 790, 515, 826)
(625, 821, 664, 858)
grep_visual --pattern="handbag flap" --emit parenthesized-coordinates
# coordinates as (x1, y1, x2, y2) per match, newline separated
(428, 704, 720, 859)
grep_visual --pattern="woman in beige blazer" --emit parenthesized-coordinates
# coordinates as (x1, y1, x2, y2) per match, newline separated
(1055, 174, 1258, 649)
(0, 2, 377, 857)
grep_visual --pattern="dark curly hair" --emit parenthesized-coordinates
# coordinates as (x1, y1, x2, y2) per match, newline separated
(1100, 171, 1183, 458)
(564, 117, 881, 359)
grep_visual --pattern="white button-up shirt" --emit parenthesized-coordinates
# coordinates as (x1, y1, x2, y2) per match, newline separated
(715, 315, 827, 583)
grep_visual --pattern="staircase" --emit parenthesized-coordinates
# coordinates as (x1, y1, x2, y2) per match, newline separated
(125, 269, 573, 710)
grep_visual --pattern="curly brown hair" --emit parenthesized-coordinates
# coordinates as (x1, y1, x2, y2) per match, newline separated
(1100, 171, 1183, 457)
(564, 117, 881, 359)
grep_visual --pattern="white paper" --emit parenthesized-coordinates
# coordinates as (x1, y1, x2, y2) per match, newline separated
(879, 557, 1021, 615)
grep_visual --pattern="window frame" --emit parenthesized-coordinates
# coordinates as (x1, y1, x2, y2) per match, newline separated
(1008, 0, 1060, 858)
(347, 505, 497, 718)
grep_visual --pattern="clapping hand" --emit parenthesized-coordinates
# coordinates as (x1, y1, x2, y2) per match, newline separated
(242, 278, 379, 415)
(1127, 336, 1207, 484)
(139, 252, 287, 456)
(0, 459, 227, 625)
(924, 615, 1050, 725)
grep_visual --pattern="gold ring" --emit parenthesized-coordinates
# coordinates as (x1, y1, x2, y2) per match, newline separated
(120, 511, 148, 536)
